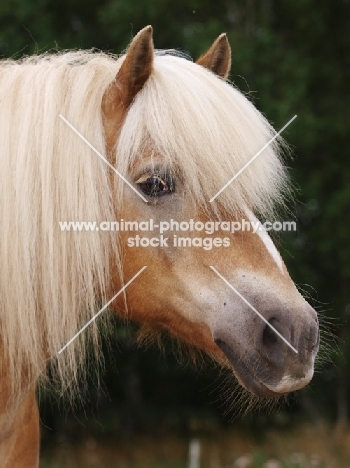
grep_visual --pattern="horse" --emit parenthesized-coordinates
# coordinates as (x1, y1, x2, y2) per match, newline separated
(0, 26, 319, 467)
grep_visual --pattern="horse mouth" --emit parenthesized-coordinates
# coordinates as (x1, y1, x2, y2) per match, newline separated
(215, 339, 283, 398)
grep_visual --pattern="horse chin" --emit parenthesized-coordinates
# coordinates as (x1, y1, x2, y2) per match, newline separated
(215, 339, 291, 399)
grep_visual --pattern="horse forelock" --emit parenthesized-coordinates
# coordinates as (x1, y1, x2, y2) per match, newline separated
(115, 52, 291, 218)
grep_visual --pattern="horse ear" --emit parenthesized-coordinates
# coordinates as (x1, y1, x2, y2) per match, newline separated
(105, 25, 154, 112)
(102, 26, 154, 153)
(117, 25, 154, 107)
(196, 33, 231, 79)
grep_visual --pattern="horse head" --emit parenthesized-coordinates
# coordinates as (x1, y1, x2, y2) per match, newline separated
(102, 26, 319, 399)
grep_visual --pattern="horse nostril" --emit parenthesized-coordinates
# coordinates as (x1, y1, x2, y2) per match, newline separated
(262, 318, 279, 349)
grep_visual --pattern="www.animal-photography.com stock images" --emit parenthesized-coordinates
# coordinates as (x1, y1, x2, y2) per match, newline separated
(0, 1, 349, 467)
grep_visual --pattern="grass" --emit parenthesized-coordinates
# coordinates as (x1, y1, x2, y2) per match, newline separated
(40, 423, 350, 468)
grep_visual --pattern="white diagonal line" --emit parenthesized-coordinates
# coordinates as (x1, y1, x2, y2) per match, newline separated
(209, 266, 298, 354)
(58, 266, 147, 354)
(59, 114, 148, 203)
(209, 115, 297, 203)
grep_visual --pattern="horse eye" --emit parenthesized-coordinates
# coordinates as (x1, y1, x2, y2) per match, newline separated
(137, 175, 174, 197)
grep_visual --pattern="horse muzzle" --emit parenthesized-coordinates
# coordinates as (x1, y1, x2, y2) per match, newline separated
(213, 303, 319, 398)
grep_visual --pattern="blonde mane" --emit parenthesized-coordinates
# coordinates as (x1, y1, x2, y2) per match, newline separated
(117, 53, 289, 216)
(0, 50, 289, 399)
